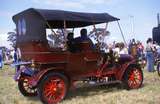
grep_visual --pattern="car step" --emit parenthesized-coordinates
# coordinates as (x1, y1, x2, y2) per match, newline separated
(75, 80, 122, 88)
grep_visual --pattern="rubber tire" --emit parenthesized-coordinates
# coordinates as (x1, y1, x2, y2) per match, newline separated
(122, 66, 143, 90)
(157, 62, 160, 76)
(38, 72, 69, 104)
(18, 75, 37, 96)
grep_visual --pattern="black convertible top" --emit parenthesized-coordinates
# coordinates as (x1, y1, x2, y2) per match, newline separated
(13, 8, 119, 28)
(13, 8, 120, 43)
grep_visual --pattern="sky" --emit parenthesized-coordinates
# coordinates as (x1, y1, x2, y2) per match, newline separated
(0, 0, 160, 48)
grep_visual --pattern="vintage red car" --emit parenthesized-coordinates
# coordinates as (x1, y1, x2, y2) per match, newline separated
(12, 8, 143, 104)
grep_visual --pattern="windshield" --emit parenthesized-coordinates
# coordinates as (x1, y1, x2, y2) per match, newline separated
(88, 28, 110, 50)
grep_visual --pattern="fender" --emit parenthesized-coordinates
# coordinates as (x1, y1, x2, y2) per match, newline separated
(116, 60, 140, 80)
(29, 67, 65, 87)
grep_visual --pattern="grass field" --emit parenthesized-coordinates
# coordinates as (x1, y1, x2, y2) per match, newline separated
(0, 65, 160, 104)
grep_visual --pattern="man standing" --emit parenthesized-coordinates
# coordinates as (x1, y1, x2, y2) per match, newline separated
(0, 49, 3, 69)
(146, 38, 155, 72)
(131, 39, 137, 57)
(13, 48, 18, 63)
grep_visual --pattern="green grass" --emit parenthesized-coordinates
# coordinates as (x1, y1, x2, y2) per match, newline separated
(0, 65, 160, 104)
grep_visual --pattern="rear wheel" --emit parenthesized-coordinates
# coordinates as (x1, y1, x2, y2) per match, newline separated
(38, 73, 69, 104)
(18, 74, 37, 96)
(157, 62, 160, 76)
(122, 66, 143, 90)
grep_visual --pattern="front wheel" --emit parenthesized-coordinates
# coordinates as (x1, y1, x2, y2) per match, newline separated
(157, 62, 160, 76)
(122, 66, 143, 90)
(38, 73, 69, 104)
(18, 74, 37, 96)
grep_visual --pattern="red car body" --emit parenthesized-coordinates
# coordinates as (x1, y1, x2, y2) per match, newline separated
(12, 8, 143, 104)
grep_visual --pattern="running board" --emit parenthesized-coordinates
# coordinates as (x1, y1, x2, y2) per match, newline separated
(75, 80, 122, 88)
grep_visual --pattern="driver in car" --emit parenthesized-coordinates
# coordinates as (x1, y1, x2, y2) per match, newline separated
(75, 28, 95, 49)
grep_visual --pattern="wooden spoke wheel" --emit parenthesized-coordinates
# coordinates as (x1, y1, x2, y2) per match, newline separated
(123, 66, 143, 90)
(38, 73, 68, 104)
(18, 75, 37, 96)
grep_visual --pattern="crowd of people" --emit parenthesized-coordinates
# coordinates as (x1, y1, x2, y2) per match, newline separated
(102, 37, 160, 72)
(102, 38, 145, 59)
